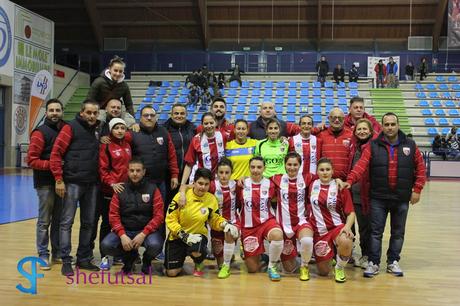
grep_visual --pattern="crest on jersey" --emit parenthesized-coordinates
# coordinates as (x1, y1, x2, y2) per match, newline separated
(403, 147, 411, 156)
(200, 207, 208, 215)
(156, 137, 164, 145)
(342, 139, 350, 147)
(142, 194, 150, 203)
(311, 144, 316, 150)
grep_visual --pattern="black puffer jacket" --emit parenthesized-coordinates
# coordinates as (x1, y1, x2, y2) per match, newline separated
(163, 118, 196, 177)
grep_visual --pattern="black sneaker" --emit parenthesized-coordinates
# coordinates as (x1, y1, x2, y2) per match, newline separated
(122, 262, 134, 274)
(61, 263, 74, 276)
(76, 261, 100, 271)
(141, 256, 152, 275)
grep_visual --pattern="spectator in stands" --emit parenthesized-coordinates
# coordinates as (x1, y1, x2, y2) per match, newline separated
(405, 62, 415, 81)
(432, 134, 447, 160)
(98, 98, 139, 140)
(386, 57, 398, 88)
(228, 64, 243, 86)
(208, 72, 219, 97)
(346, 112, 426, 278)
(344, 97, 382, 135)
(374, 60, 386, 88)
(419, 57, 428, 81)
(447, 127, 460, 160)
(196, 98, 234, 140)
(187, 84, 200, 108)
(27, 98, 66, 270)
(333, 64, 345, 85)
(317, 108, 353, 181)
(87, 56, 134, 116)
(50, 99, 101, 276)
(201, 64, 210, 80)
(217, 73, 226, 90)
(185, 70, 199, 88)
(316, 55, 329, 86)
(446, 126, 458, 143)
(101, 158, 164, 275)
(130, 105, 179, 204)
(249, 101, 300, 140)
(349, 64, 359, 83)
(97, 118, 132, 270)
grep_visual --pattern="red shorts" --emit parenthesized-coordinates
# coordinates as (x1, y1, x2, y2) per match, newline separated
(313, 224, 345, 263)
(241, 218, 281, 258)
(281, 223, 313, 261)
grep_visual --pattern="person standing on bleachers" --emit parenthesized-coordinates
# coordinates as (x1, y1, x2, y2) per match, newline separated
(344, 97, 382, 135)
(333, 64, 345, 85)
(196, 98, 234, 140)
(87, 56, 134, 116)
(50, 99, 101, 276)
(27, 99, 66, 270)
(386, 57, 399, 88)
(249, 101, 300, 140)
(419, 57, 428, 81)
(374, 60, 386, 88)
(316, 55, 329, 86)
(405, 62, 415, 81)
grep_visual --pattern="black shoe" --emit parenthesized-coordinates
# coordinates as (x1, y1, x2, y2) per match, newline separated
(76, 261, 100, 271)
(61, 263, 74, 276)
(122, 262, 134, 274)
(141, 256, 152, 275)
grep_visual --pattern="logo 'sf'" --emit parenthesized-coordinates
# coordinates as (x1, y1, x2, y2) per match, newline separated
(16, 256, 46, 295)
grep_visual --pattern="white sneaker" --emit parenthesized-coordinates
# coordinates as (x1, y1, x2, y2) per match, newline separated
(363, 261, 379, 278)
(387, 260, 404, 277)
(358, 256, 369, 269)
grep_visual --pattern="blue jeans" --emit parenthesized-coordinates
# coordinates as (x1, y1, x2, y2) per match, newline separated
(369, 199, 409, 265)
(100, 231, 163, 260)
(60, 183, 98, 264)
(36, 186, 62, 258)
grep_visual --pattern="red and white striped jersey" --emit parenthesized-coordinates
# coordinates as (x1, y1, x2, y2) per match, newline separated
(288, 134, 322, 175)
(236, 177, 276, 228)
(307, 179, 354, 236)
(209, 180, 238, 224)
(272, 173, 314, 238)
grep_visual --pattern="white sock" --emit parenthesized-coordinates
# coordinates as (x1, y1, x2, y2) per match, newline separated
(336, 254, 350, 269)
(223, 242, 234, 266)
(268, 240, 284, 268)
(299, 237, 313, 267)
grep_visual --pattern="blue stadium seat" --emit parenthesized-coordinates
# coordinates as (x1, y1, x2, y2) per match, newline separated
(432, 100, 442, 107)
(325, 105, 333, 113)
(238, 97, 248, 104)
(448, 76, 458, 82)
(425, 84, 436, 91)
(287, 114, 296, 122)
(421, 109, 432, 116)
(445, 100, 455, 107)
(178, 96, 187, 103)
(435, 109, 446, 116)
(242, 80, 250, 88)
(414, 83, 423, 90)
(424, 118, 435, 125)
(312, 106, 322, 114)
(313, 114, 322, 124)
(439, 118, 449, 126)
(325, 97, 334, 105)
(348, 82, 358, 89)
(276, 97, 284, 104)
(350, 89, 359, 97)
(287, 105, 296, 113)
(252, 89, 261, 96)
(248, 114, 257, 121)
(155, 96, 163, 104)
(449, 109, 459, 116)
(226, 105, 232, 112)
(227, 97, 235, 104)
(159, 88, 167, 95)
(240, 88, 249, 96)
(337, 89, 346, 97)
(435, 76, 445, 82)
(300, 89, 309, 96)
(249, 105, 258, 113)
(230, 80, 239, 88)
(340, 105, 348, 113)
(289, 81, 297, 88)
(418, 100, 429, 107)
(264, 89, 273, 96)
(338, 98, 347, 106)
(180, 88, 189, 95)
(142, 97, 152, 103)
(337, 81, 346, 89)
(275, 105, 283, 113)
(162, 104, 172, 112)
(170, 88, 178, 95)
(429, 92, 439, 98)
(228, 88, 237, 96)
(300, 81, 309, 88)
(313, 97, 321, 105)
(166, 96, 175, 103)
(438, 84, 449, 91)
(442, 92, 451, 98)
(427, 128, 438, 136)
(253, 81, 262, 88)
(312, 81, 321, 88)
(251, 97, 259, 104)
(276, 81, 286, 89)
(442, 128, 451, 135)
(300, 96, 309, 104)
(288, 88, 297, 96)
(235, 113, 244, 120)
(325, 89, 334, 97)
(324, 81, 333, 88)
(161, 81, 170, 87)
(276, 89, 285, 97)
(452, 84, 460, 90)
(416, 92, 426, 98)
(236, 105, 245, 112)
(288, 96, 296, 104)
(172, 80, 181, 87)
(453, 118, 460, 126)
(455, 92, 460, 99)
(313, 88, 321, 96)
(134, 112, 141, 121)
(265, 81, 274, 88)
(146, 87, 155, 95)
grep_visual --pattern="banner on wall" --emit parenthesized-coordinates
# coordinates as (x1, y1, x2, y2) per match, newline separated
(0, 0, 14, 77)
(12, 4, 54, 144)
(367, 56, 400, 79)
(448, 0, 460, 47)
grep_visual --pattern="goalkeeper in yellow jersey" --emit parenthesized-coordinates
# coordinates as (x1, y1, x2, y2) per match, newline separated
(164, 168, 238, 277)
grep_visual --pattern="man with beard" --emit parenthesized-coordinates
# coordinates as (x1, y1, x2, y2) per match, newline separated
(27, 99, 66, 270)
(249, 102, 300, 140)
(344, 97, 381, 134)
(196, 98, 234, 140)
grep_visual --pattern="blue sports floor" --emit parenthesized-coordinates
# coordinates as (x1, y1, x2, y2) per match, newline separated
(0, 171, 38, 224)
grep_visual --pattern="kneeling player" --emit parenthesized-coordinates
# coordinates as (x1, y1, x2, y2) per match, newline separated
(308, 158, 355, 283)
(165, 168, 238, 277)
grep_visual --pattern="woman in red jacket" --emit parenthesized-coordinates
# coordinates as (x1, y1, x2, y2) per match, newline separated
(98, 118, 132, 269)
(347, 118, 374, 269)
